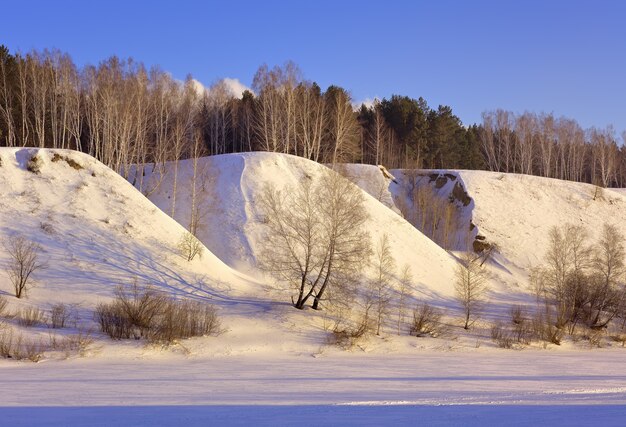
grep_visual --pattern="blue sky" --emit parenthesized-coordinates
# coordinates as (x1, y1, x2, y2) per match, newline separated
(2, 0, 625, 132)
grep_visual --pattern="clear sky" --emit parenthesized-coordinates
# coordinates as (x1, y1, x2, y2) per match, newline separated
(2, 0, 625, 132)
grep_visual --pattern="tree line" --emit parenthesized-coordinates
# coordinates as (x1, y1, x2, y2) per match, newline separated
(1, 45, 625, 187)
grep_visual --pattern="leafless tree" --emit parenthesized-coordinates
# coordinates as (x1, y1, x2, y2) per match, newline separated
(177, 231, 204, 262)
(259, 168, 371, 310)
(325, 86, 360, 164)
(0, 49, 16, 147)
(455, 250, 488, 329)
(588, 224, 625, 328)
(4, 235, 46, 298)
(371, 234, 395, 335)
(394, 264, 413, 334)
(480, 111, 498, 171)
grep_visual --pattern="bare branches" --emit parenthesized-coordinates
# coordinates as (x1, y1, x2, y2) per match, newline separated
(178, 231, 204, 262)
(455, 251, 488, 329)
(258, 168, 371, 310)
(3, 235, 46, 298)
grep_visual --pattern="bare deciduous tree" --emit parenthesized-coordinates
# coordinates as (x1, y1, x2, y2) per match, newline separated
(4, 236, 45, 298)
(371, 234, 395, 335)
(455, 250, 488, 329)
(588, 224, 625, 328)
(259, 168, 371, 310)
(396, 264, 413, 334)
(177, 231, 204, 262)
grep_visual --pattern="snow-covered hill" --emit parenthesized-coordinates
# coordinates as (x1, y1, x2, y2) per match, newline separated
(387, 169, 626, 298)
(4, 149, 626, 424)
(0, 148, 311, 358)
(136, 152, 461, 303)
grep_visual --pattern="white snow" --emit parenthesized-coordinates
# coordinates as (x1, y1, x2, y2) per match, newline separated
(2, 149, 626, 425)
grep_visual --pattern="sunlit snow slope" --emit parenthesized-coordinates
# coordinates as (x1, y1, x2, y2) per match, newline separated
(136, 152, 460, 301)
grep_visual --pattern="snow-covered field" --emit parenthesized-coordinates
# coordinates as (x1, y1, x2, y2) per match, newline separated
(1, 148, 626, 425)
(3, 349, 626, 425)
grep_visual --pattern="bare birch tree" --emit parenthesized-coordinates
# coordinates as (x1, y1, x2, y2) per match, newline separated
(259, 168, 371, 310)
(455, 250, 488, 329)
(371, 234, 395, 335)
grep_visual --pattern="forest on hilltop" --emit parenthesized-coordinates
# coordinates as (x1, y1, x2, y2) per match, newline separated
(1, 45, 625, 187)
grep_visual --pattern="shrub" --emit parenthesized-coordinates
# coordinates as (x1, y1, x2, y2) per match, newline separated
(0, 328, 15, 358)
(328, 319, 369, 349)
(410, 303, 443, 337)
(50, 303, 69, 329)
(532, 311, 564, 345)
(27, 154, 43, 174)
(510, 305, 532, 344)
(491, 322, 514, 348)
(0, 296, 7, 317)
(95, 283, 220, 344)
(95, 302, 134, 340)
(49, 329, 94, 357)
(609, 333, 626, 347)
(148, 300, 221, 344)
(23, 339, 45, 362)
(18, 307, 46, 327)
(178, 231, 204, 261)
(510, 305, 525, 325)
(0, 327, 45, 361)
(40, 222, 55, 235)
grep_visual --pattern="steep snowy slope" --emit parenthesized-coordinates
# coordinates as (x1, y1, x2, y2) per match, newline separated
(458, 171, 626, 278)
(389, 168, 626, 295)
(136, 152, 461, 303)
(0, 148, 304, 357)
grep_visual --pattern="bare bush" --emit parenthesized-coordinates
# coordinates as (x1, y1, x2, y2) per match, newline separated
(40, 222, 55, 235)
(491, 322, 514, 348)
(49, 303, 69, 329)
(0, 328, 15, 358)
(95, 283, 220, 344)
(148, 300, 221, 344)
(609, 333, 626, 347)
(581, 330, 604, 348)
(4, 235, 46, 298)
(177, 231, 204, 262)
(410, 303, 444, 337)
(511, 313, 533, 345)
(328, 315, 370, 349)
(510, 305, 525, 325)
(0, 328, 45, 361)
(49, 329, 95, 357)
(95, 301, 135, 340)
(0, 296, 7, 316)
(23, 339, 45, 362)
(17, 306, 46, 327)
(95, 284, 165, 340)
(532, 310, 564, 345)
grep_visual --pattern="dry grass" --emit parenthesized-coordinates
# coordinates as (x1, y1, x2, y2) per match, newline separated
(17, 307, 46, 327)
(0, 296, 8, 317)
(95, 283, 221, 344)
(0, 327, 45, 362)
(410, 303, 444, 338)
(49, 303, 70, 329)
